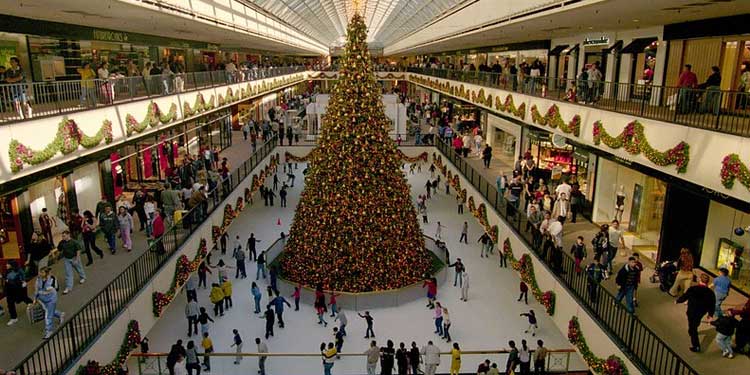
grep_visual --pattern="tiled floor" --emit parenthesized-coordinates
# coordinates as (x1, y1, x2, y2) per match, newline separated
(0, 131, 260, 368)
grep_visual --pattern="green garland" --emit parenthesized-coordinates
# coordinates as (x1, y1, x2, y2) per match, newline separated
(9, 117, 113, 173)
(124, 101, 178, 135)
(152, 239, 208, 316)
(76, 320, 141, 375)
(530, 104, 581, 136)
(568, 316, 629, 375)
(495, 94, 526, 120)
(592, 120, 690, 173)
(721, 154, 750, 191)
(183, 94, 216, 117)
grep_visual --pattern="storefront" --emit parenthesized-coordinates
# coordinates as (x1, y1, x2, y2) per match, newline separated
(592, 158, 666, 262)
(699, 201, 750, 295)
(426, 40, 551, 71)
(109, 110, 232, 193)
(485, 114, 521, 168)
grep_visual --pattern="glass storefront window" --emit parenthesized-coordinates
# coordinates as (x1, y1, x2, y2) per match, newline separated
(700, 201, 750, 294)
(593, 158, 666, 262)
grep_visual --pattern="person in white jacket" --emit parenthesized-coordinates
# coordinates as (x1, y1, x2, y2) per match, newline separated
(460, 272, 470, 302)
(421, 340, 441, 375)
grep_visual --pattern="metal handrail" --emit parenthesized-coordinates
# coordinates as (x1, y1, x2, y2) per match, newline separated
(408, 67, 750, 137)
(432, 138, 699, 375)
(13, 138, 279, 375)
(0, 67, 306, 124)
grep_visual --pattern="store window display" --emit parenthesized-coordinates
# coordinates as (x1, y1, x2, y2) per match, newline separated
(700, 201, 750, 294)
(593, 159, 666, 262)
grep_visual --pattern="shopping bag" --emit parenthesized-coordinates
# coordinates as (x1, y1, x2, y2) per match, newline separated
(27, 303, 46, 324)
(173, 210, 184, 223)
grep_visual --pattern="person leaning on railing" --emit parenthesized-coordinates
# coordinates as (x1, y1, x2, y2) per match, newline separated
(77, 62, 97, 108)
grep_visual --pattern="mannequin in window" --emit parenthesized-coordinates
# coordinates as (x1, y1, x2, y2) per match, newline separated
(614, 185, 626, 222)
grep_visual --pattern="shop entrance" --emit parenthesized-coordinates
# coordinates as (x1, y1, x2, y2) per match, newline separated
(593, 158, 666, 263)
(659, 185, 709, 263)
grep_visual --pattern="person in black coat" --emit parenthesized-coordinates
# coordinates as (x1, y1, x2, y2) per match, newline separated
(380, 340, 396, 375)
(166, 339, 187, 375)
(676, 273, 715, 352)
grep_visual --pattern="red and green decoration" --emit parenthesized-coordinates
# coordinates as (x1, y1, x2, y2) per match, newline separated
(76, 320, 141, 375)
(235, 196, 245, 212)
(396, 150, 429, 164)
(245, 187, 253, 204)
(593, 120, 690, 173)
(285, 152, 310, 163)
(530, 104, 581, 137)
(125, 101, 178, 135)
(568, 316, 629, 375)
(495, 94, 526, 120)
(152, 239, 208, 316)
(9, 117, 114, 173)
(183, 93, 216, 117)
(721, 154, 750, 191)
(218, 87, 241, 106)
(280, 13, 432, 292)
(504, 239, 556, 315)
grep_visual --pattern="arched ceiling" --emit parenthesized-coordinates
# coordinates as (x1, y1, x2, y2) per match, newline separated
(248, 0, 464, 47)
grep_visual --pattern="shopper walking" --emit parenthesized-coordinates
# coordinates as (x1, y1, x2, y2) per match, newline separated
(34, 267, 63, 339)
(98, 205, 119, 254)
(711, 314, 739, 358)
(57, 230, 86, 295)
(585, 257, 605, 303)
(711, 268, 732, 318)
(79, 211, 103, 265)
(117, 206, 134, 252)
(570, 236, 587, 274)
(4, 260, 33, 326)
(615, 257, 640, 314)
(676, 273, 715, 352)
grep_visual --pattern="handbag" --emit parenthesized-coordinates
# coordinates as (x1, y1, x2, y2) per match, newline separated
(27, 302, 46, 324)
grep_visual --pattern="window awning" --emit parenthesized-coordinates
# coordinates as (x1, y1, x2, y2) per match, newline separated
(561, 44, 579, 55)
(604, 40, 623, 53)
(621, 37, 658, 54)
(548, 45, 569, 56)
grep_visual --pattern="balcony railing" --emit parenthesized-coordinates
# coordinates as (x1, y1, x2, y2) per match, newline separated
(408, 67, 750, 137)
(433, 138, 698, 375)
(13, 138, 278, 375)
(0, 67, 305, 124)
(130, 348, 577, 375)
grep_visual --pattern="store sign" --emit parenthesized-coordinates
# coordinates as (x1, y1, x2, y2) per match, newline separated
(92, 29, 129, 42)
(583, 37, 609, 47)
(206, 44, 220, 51)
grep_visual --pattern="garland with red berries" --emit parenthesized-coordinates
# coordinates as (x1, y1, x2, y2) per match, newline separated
(124, 101, 178, 135)
(504, 239, 556, 315)
(530, 104, 581, 137)
(183, 93, 216, 117)
(568, 316, 629, 375)
(76, 320, 141, 375)
(720, 154, 750, 191)
(593, 120, 690, 173)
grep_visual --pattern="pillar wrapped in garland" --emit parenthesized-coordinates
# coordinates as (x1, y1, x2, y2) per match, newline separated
(280, 13, 431, 292)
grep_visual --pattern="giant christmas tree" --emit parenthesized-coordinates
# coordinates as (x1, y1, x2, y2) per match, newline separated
(280, 13, 432, 292)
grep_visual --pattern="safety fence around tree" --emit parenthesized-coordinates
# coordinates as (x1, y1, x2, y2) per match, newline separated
(434, 139, 699, 375)
(130, 348, 577, 375)
(409, 67, 750, 137)
(12, 138, 279, 375)
(0, 67, 305, 123)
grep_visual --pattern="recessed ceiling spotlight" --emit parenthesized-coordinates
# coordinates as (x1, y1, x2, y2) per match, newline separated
(633, 19, 640, 22)
(588, 26, 593, 30)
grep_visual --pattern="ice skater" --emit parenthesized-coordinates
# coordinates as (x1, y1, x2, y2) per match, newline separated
(459, 222, 468, 244)
(460, 272, 469, 302)
(435, 221, 445, 239)
(521, 310, 538, 336)
(359, 311, 375, 338)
